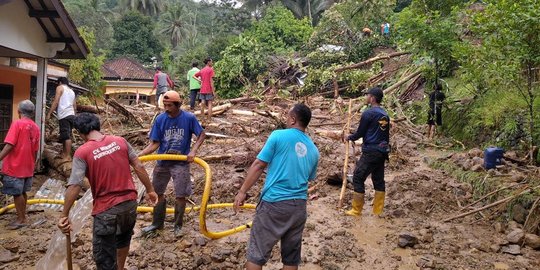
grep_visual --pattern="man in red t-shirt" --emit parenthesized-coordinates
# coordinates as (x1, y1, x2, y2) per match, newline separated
(0, 100, 40, 230)
(58, 113, 157, 270)
(194, 58, 215, 122)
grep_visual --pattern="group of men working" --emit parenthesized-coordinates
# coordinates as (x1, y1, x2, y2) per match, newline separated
(151, 58, 216, 122)
(0, 81, 399, 269)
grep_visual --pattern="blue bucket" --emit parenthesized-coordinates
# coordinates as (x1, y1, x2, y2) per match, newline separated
(484, 147, 504, 169)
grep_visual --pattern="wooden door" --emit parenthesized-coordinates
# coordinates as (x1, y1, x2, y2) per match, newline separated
(0, 85, 13, 142)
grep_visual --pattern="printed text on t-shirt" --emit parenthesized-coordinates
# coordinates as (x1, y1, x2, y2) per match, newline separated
(92, 141, 121, 160)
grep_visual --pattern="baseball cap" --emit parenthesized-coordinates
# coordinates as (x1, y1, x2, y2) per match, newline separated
(367, 87, 383, 101)
(162, 91, 181, 103)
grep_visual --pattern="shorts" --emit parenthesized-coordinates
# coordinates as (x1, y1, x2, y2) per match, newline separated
(58, 115, 75, 142)
(427, 109, 442, 126)
(247, 199, 307, 266)
(152, 163, 191, 198)
(156, 91, 166, 109)
(92, 200, 137, 270)
(199, 93, 214, 101)
(1, 175, 32, 196)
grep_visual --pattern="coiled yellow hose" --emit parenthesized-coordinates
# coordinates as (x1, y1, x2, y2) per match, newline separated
(0, 154, 255, 239)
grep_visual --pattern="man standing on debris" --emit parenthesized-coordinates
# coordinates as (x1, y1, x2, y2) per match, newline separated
(427, 83, 446, 140)
(234, 104, 319, 270)
(186, 62, 201, 110)
(194, 58, 215, 122)
(139, 90, 206, 237)
(0, 100, 40, 230)
(151, 66, 175, 111)
(381, 22, 391, 37)
(46, 77, 76, 160)
(344, 87, 390, 217)
(57, 113, 158, 270)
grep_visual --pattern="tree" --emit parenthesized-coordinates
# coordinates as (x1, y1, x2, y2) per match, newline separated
(281, 0, 335, 25)
(461, 0, 540, 161)
(119, 0, 163, 16)
(395, 1, 462, 81)
(245, 5, 313, 53)
(159, 3, 196, 48)
(64, 27, 105, 94)
(110, 12, 163, 64)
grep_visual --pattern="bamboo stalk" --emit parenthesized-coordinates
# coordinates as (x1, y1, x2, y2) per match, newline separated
(443, 186, 538, 222)
(338, 99, 353, 208)
(461, 182, 522, 210)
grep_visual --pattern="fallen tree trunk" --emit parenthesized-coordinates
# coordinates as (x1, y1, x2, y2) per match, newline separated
(77, 104, 101, 114)
(383, 70, 423, 95)
(43, 148, 71, 178)
(227, 97, 259, 104)
(335, 52, 410, 73)
(194, 103, 232, 116)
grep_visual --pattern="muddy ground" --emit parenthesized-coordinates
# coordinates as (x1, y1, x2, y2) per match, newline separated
(1, 97, 539, 270)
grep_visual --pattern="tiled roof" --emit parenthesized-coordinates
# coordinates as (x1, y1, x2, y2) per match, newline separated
(102, 57, 154, 80)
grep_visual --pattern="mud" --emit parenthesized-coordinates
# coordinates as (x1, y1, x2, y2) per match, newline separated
(1, 98, 539, 269)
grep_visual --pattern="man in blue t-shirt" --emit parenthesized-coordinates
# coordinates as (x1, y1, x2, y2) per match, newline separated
(234, 104, 319, 270)
(344, 87, 390, 217)
(139, 91, 206, 237)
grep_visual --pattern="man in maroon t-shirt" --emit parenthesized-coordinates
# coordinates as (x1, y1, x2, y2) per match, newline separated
(58, 113, 157, 270)
(0, 100, 40, 230)
(194, 58, 215, 122)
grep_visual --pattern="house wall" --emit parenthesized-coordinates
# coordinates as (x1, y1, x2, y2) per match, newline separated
(0, 68, 31, 119)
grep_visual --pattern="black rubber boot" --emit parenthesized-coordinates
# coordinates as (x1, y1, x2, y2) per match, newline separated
(142, 199, 166, 235)
(173, 200, 186, 237)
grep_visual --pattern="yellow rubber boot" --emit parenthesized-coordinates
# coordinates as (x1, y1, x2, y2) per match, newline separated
(345, 192, 365, 216)
(373, 191, 385, 215)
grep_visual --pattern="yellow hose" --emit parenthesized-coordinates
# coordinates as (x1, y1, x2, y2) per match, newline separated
(0, 154, 255, 239)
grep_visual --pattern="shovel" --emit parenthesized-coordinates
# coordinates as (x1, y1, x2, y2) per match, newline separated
(66, 233, 73, 270)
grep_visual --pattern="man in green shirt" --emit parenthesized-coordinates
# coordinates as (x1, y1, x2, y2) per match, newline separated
(186, 62, 201, 110)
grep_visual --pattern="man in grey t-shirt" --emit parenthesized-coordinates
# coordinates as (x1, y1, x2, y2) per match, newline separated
(151, 67, 174, 111)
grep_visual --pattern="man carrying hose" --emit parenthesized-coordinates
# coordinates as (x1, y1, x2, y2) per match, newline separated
(234, 104, 319, 270)
(58, 113, 158, 270)
(343, 87, 390, 216)
(139, 90, 206, 237)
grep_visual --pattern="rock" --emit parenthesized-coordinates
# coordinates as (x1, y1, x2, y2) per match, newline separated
(510, 173, 525, 183)
(162, 251, 177, 262)
(176, 239, 192, 250)
(511, 204, 528, 224)
(391, 209, 406, 218)
(523, 233, 540, 249)
(334, 229, 346, 236)
(398, 232, 418, 248)
(493, 222, 504, 233)
(194, 236, 207, 246)
(2, 243, 19, 253)
(490, 244, 501, 253)
(416, 255, 436, 268)
(471, 156, 483, 166)
(501, 244, 521, 255)
(492, 262, 510, 270)
(468, 148, 483, 157)
(471, 164, 483, 172)
(508, 220, 521, 230)
(0, 246, 19, 263)
(193, 255, 205, 267)
(506, 229, 524, 244)
(462, 159, 473, 171)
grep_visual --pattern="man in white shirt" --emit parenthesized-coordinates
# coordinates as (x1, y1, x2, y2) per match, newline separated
(46, 77, 76, 160)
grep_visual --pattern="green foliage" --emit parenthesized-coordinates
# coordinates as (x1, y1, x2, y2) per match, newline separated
(395, 4, 460, 80)
(214, 5, 313, 97)
(246, 5, 313, 53)
(214, 36, 267, 98)
(449, 0, 540, 153)
(64, 27, 105, 95)
(110, 11, 163, 64)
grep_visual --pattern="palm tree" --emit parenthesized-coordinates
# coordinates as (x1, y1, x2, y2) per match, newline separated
(281, 0, 335, 25)
(120, 0, 163, 16)
(159, 4, 197, 48)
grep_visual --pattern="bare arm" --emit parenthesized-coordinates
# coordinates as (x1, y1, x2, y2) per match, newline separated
(187, 131, 206, 162)
(138, 141, 160, 157)
(47, 85, 63, 120)
(129, 157, 158, 205)
(57, 184, 81, 234)
(233, 159, 268, 213)
(0, 143, 13, 161)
